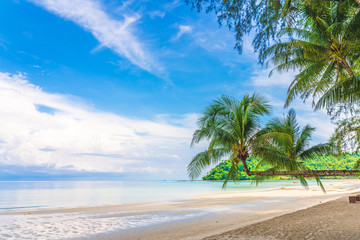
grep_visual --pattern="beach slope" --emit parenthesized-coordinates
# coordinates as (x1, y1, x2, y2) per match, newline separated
(205, 195, 360, 240)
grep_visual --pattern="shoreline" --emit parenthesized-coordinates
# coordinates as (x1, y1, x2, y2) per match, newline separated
(0, 180, 359, 239)
(111, 188, 356, 240)
(0, 179, 356, 215)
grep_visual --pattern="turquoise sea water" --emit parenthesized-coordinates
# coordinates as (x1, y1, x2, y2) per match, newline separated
(0, 180, 312, 212)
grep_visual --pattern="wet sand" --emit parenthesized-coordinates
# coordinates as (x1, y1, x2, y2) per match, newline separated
(0, 180, 359, 239)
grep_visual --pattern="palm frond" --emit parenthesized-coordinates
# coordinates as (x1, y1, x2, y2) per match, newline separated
(298, 175, 309, 190)
(295, 125, 316, 155)
(298, 143, 333, 159)
(222, 161, 241, 189)
(188, 148, 231, 180)
(315, 76, 360, 110)
(315, 176, 326, 193)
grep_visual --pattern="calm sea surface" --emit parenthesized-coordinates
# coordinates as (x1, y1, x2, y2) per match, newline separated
(0, 180, 310, 212)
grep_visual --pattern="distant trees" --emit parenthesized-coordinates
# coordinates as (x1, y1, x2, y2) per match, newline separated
(203, 153, 360, 180)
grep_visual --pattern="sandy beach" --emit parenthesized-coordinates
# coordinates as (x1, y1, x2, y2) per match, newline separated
(205, 195, 360, 240)
(0, 180, 359, 240)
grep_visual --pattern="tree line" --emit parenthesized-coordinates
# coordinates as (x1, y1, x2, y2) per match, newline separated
(203, 153, 360, 181)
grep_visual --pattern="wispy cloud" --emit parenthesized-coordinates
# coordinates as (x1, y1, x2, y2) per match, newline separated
(289, 100, 335, 141)
(29, 0, 164, 76)
(0, 72, 199, 178)
(251, 68, 296, 87)
(172, 25, 192, 40)
(149, 10, 166, 19)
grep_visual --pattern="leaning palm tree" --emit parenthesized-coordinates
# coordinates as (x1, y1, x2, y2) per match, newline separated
(253, 109, 333, 191)
(188, 93, 271, 187)
(189, 95, 360, 188)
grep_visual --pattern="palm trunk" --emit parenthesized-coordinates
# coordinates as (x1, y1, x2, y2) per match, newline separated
(240, 157, 252, 176)
(341, 59, 355, 78)
(249, 169, 359, 177)
(238, 149, 251, 176)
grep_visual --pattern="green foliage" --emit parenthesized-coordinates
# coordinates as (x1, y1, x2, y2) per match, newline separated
(252, 109, 333, 191)
(203, 157, 262, 180)
(187, 0, 360, 156)
(186, 0, 360, 63)
(189, 96, 334, 191)
(203, 153, 360, 180)
(188, 94, 271, 188)
(260, 0, 360, 155)
(188, 1, 360, 182)
(262, 1, 360, 108)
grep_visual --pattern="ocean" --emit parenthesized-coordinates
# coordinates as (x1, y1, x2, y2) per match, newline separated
(0, 180, 299, 212)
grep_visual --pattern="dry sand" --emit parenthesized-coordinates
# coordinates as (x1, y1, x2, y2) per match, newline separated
(204, 195, 360, 240)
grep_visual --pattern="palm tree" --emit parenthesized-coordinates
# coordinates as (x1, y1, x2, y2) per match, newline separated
(187, 93, 271, 187)
(252, 110, 360, 181)
(253, 109, 333, 191)
(188, 95, 360, 188)
(262, 1, 360, 109)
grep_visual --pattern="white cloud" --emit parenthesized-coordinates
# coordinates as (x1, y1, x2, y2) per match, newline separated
(172, 25, 192, 40)
(251, 68, 296, 87)
(289, 100, 335, 141)
(0, 72, 198, 177)
(29, 0, 164, 76)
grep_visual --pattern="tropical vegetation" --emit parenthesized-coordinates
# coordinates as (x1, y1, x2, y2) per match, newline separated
(187, 0, 360, 188)
(252, 109, 332, 189)
(188, 100, 336, 190)
(186, 0, 360, 63)
(261, 1, 360, 110)
(203, 153, 360, 181)
(187, 0, 360, 154)
(188, 93, 271, 187)
(261, 0, 360, 152)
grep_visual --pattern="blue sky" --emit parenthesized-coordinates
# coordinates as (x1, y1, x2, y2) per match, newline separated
(0, 0, 335, 180)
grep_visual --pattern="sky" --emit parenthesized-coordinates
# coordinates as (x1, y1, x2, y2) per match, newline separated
(0, 0, 335, 180)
